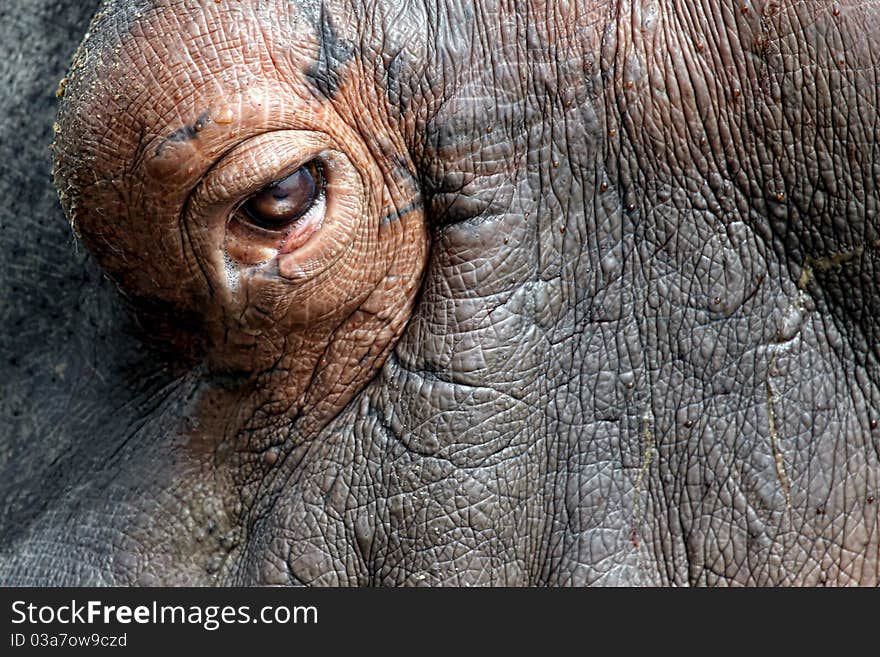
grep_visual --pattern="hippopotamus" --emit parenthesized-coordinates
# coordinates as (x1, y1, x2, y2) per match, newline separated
(1, 0, 877, 585)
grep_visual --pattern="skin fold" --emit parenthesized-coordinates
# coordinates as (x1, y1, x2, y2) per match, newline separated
(0, 0, 877, 585)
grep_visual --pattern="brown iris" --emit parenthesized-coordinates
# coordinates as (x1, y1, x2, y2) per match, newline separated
(242, 163, 319, 229)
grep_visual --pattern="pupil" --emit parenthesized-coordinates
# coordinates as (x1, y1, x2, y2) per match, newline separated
(243, 165, 317, 228)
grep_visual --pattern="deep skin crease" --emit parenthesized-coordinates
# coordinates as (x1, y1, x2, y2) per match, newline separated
(0, 0, 878, 585)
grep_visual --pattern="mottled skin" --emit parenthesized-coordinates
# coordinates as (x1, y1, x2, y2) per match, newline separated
(1, 0, 878, 585)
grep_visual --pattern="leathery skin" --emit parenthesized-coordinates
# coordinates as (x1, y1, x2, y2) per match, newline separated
(0, 0, 877, 585)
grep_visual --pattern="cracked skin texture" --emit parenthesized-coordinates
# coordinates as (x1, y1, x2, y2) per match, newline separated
(0, 0, 878, 586)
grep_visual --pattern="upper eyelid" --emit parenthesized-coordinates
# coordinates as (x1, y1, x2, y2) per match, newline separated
(188, 131, 333, 213)
(237, 163, 326, 227)
(200, 147, 307, 207)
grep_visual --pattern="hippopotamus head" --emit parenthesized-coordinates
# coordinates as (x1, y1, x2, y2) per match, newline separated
(2, 0, 878, 585)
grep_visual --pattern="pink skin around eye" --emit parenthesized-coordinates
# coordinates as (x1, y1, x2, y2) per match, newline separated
(278, 207, 323, 253)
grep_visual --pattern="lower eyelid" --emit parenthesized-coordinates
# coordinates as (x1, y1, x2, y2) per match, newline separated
(224, 172, 327, 263)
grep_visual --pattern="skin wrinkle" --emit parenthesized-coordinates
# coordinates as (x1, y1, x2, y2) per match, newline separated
(1, 0, 879, 585)
(50, 1, 422, 584)
(604, 0, 880, 584)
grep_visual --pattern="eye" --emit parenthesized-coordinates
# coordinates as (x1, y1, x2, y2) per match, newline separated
(207, 135, 341, 266)
(241, 162, 322, 230)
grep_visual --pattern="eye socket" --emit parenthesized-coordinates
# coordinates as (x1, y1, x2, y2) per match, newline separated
(241, 162, 323, 230)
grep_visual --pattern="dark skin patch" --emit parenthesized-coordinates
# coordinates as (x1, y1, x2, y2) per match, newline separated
(384, 48, 411, 117)
(154, 110, 210, 157)
(378, 158, 422, 225)
(302, 4, 355, 100)
(380, 199, 422, 225)
(390, 153, 418, 182)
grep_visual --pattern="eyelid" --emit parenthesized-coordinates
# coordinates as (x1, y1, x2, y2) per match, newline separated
(239, 161, 325, 230)
(193, 131, 330, 212)
(185, 129, 367, 282)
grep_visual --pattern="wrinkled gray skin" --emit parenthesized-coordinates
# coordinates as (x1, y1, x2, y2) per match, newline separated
(1, 0, 878, 585)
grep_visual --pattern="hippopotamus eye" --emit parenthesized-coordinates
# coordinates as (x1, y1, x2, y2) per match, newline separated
(241, 162, 322, 230)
